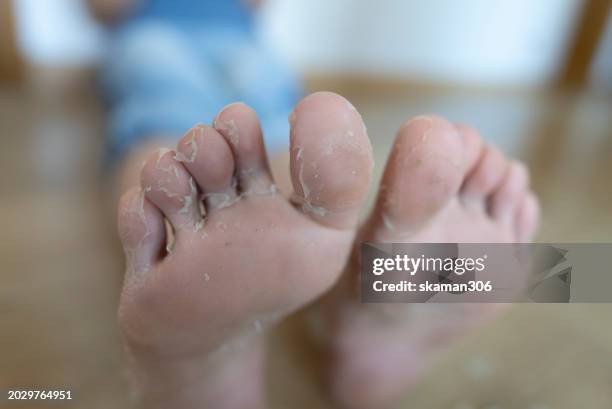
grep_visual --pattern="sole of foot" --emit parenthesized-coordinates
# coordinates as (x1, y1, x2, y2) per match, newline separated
(116, 92, 373, 409)
(325, 115, 540, 409)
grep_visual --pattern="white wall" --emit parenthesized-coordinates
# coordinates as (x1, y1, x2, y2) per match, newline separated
(14, 0, 582, 87)
(260, 0, 582, 87)
(13, 0, 105, 66)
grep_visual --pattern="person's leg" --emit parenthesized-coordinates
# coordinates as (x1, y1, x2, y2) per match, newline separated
(321, 116, 540, 409)
(116, 93, 374, 409)
(100, 21, 232, 191)
(218, 29, 302, 153)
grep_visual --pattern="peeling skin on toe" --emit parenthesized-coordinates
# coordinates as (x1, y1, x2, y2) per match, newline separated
(293, 146, 337, 217)
(303, 201, 329, 217)
(178, 177, 197, 215)
(128, 191, 151, 242)
(174, 128, 202, 163)
(407, 115, 434, 126)
(294, 147, 329, 216)
(381, 212, 395, 231)
(204, 192, 240, 209)
(155, 148, 172, 169)
(157, 186, 180, 199)
(241, 181, 278, 198)
(165, 240, 174, 255)
(121, 191, 154, 273)
(194, 219, 205, 233)
(321, 138, 334, 155)
(319, 130, 358, 156)
(215, 118, 240, 147)
(150, 158, 194, 202)
(295, 148, 310, 199)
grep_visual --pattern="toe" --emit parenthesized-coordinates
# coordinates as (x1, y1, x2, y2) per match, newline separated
(176, 125, 238, 210)
(372, 115, 464, 233)
(515, 192, 540, 242)
(461, 144, 508, 206)
(489, 161, 529, 224)
(455, 123, 484, 175)
(118, 187, 166, 273)
(141, 148, 202, 230)
(214, 103, 276, 196)
(289, 92, 373, 229)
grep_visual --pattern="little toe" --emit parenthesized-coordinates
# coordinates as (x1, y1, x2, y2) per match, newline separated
(214, 103, 276, 197)
(118, 187, 166, 274)
(289, 92, 373, 229)
(175, 125, 238, 210)
(489, 161, 529, 224)
(515, 192, 540, 242)
(372, 115, 465, 233)
(141, 148, 202, 230)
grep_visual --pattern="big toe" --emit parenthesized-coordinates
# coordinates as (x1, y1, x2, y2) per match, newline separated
(289, 92, 374, 230)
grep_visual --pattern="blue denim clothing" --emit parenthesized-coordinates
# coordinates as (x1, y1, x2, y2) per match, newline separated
(125, 0, 254, 31)
(101, 19, 301, 163)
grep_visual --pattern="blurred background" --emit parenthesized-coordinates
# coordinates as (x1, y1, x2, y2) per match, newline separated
(1, 0, 612, 408)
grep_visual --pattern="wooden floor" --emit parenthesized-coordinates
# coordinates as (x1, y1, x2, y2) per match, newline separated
(1, 72, 611, 408)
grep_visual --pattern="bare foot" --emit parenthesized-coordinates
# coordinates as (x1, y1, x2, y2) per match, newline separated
(116, 92, 373, 409)
(324, 116, 540, 409)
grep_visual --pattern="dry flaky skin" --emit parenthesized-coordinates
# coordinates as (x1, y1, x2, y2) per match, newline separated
(324, 116, 539, 409)
(116, 93, 539, 409)
(117, 93, 373, 409)
(173, 128, 200, 164)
